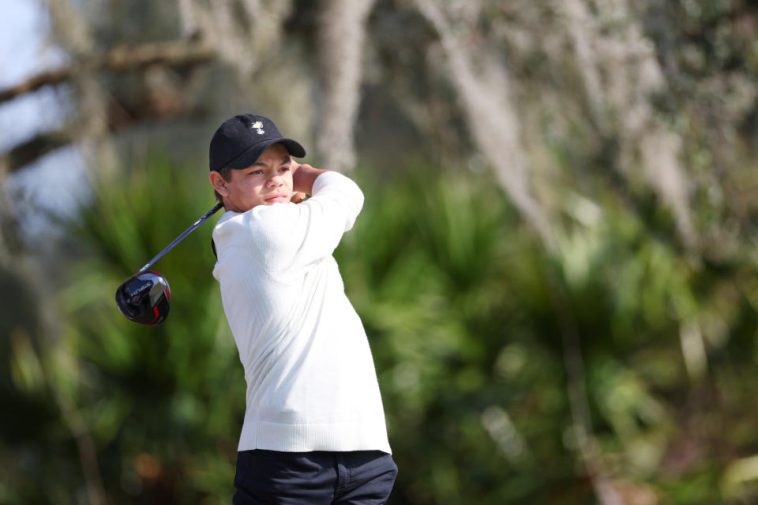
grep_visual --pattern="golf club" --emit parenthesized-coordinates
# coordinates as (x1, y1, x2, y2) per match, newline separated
(115, 202, 223, 325)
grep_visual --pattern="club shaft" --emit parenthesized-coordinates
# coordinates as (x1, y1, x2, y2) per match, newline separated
(137, 202, 223, 273)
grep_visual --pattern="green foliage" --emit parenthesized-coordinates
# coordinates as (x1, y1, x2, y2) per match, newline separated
(22, 154, 241, 504)
(2, 154, 757, 504)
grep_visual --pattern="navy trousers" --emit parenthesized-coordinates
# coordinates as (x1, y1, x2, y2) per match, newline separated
(233, 450, 398, 505)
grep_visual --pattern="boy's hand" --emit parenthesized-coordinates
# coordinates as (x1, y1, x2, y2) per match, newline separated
(290, 192, 307, 203)
(292, 161, 327, 195)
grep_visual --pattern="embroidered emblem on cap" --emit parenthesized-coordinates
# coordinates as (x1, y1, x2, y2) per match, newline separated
(251, 120, 265, 135)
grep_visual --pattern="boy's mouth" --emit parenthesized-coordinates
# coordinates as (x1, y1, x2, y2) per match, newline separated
(264, 193, 289, 203)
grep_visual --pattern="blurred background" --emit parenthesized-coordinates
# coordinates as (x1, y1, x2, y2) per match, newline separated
(1, 0, 756, 503)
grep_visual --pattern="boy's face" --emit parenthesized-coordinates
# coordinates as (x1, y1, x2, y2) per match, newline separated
(210, 143, 294, 213)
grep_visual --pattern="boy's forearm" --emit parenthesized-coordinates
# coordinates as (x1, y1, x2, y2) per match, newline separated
(293, 164, 328, 194)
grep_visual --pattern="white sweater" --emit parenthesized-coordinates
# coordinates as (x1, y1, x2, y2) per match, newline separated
(211, 172, 391, 454)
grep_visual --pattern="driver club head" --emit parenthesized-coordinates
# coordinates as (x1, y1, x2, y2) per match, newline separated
(115, 271, 171, 325)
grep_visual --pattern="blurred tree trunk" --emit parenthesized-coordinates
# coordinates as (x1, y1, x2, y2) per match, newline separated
(46, 0, 118, 181)
(316, 0, 377, 172)
(1, 2, 117, 503)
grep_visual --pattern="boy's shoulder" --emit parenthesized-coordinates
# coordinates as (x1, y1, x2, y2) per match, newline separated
(216, 202, 298, 225)
(213, 204, 301, 246)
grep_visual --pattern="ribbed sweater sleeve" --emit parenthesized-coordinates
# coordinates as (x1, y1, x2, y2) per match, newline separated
(238, 172, 363, 272)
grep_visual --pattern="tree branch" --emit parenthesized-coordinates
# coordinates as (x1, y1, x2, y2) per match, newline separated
(4, 130, 71, 175)
(0, 69, 71, 104)
(1, 101, 208, 175)
(0, 38, 215, 174)
(0, 38, 214, 105)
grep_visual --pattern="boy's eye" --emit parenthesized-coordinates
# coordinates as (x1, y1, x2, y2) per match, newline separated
(250, 170, 264, 176)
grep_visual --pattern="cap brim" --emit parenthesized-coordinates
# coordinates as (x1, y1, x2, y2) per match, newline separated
(222, 138, 306, 170)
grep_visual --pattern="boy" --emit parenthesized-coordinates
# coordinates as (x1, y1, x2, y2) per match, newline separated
(208, 113, 397, 505)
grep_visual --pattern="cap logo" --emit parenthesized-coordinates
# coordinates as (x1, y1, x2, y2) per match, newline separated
(251, 120, 265, 135)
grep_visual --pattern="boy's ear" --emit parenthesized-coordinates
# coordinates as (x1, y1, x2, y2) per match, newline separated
(209, 171, 229, 196)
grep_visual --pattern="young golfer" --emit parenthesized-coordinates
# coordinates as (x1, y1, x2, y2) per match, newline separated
(208, 113, 396, 504)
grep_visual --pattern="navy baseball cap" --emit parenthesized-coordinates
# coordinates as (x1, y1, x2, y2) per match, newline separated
(209, 113, 306, 172)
